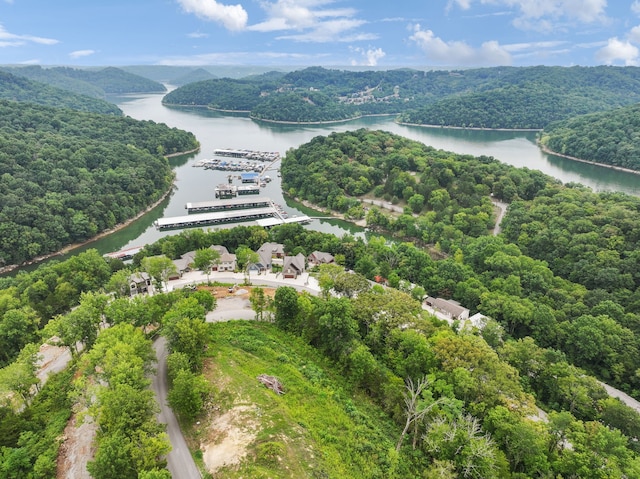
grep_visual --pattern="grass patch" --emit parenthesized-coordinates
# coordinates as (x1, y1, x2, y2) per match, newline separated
(188, 320, 408, 479)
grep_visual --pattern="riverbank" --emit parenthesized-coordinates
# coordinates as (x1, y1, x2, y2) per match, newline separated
(0, 145, 203, 275)
(250, 115, 363, 125)
(0, 184, 176, 276)
(539, 144, 640, 177)
(397, 121, 542, 132)
(289, 196, 367, 227)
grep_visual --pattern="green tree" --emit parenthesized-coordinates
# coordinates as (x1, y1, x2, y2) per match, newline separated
(193, 248, 219, 283)
(249, 287, 267, 321)
(141, 256, 177, 292)
(273, 286, 299, 331)
(167, 369, 210, 422)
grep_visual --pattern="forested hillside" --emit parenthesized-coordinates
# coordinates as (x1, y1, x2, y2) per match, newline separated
(162, 65, 640, 125)
(3, 223, 640, 477)
(162, 77, 271, 110)
(2, 65, 165, 97)
(397, 84, 625, 129)
(0, 70, 121, 115)
(540, 103, 640, 170)
(282, 130, 640, 392)
(0, 99, 199, 267)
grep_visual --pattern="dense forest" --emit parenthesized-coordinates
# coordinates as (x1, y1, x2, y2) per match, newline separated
(539, 103, 640, 170)
(396, 84, 626, 129)
(2, 222, 640, 477)
(281, 130, 640, 391)
(162, 77, 272, 111)
(1, 65, 166, 96)
(162, 65, 640, 125)
(0, 70, 121, 115)
(0, 99, 199, 267)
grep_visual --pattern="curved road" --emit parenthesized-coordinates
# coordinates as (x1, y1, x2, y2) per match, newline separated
(152, 337, 202, 479)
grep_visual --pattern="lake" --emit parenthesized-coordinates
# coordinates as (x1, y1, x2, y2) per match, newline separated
(30, 89, 640, 263)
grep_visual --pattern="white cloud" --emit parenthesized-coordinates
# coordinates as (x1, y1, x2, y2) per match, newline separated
(0, 24, 58, 46)
(188, 32, 209, 38)
(248, 0, 371, 43)
(595, 37, 639, 65)
(350, 46, 385, 66)
(277, 18, 375, 43)
(409, 25, 511, 66)
(448, 0, 607, 30)
(502, 40, 567, 52)
(69, 49, 96, 59)
(630, 25, 640, 44)
(633, 1, 640, 15)
(177, 0, 248, 31)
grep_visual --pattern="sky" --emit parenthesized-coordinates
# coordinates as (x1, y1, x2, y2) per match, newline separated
(2, 0, 640, 68)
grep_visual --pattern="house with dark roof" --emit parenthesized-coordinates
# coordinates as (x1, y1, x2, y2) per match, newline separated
(308, 251, 334, 266)
(172, 250, 196, 278)
(129, 272, 151, 296)
(283, 253, 306, 278)
(256, 242, 285, 271)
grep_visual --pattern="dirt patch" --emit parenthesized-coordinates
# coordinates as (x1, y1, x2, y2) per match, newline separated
(201, 405, 261, 474)
(197, 285, 276, 299)
(56, 413, 97, 479)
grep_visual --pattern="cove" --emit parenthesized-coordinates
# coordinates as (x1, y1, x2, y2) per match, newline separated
(14, 89, 640, 271)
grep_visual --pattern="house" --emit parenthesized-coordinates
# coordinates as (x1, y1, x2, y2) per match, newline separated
(308, 251, 334, 266)
(423, 297, 470, 321)
(129, 272, 151, 296)
(282, 253, 306, 278)
(256, 242, 285, 271)
(218, 252, 237, 271)
(209, 245, 236, 271)
(172, 250, 196, 278)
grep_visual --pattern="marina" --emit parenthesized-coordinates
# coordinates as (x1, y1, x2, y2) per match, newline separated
(192, 158, 267, 172)
(214, 183, 261, 198)
(213, 148, 280, 161)
(156, 196, 311, 230)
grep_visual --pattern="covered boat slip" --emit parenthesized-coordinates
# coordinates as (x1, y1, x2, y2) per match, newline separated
(155, 207, 277, 230)
(185, 197, 272, 213)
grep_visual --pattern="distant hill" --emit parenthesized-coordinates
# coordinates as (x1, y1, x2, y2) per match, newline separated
(162, 65, 640, 126)
(540, 102, 640, 171)
(2, 65, 166, 96)
(0, 69, 122, 115)
(399, 66, 640, 129)
(170, 67, 216, 87)
(0, 65, 105, 99)
(49, 66, 166, 94)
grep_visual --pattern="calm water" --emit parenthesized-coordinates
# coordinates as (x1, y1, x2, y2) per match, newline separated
(24, 90, 640, 265)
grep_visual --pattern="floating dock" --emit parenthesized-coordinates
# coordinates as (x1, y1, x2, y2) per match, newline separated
(156, 195, 312, 230)
(185, 197, 272, 214)
(213, 149, 280, 162)
(155, 207, 278, 230)
(214, 184, 261, 198)
(104, 245, 143, 261)
(256, 216, 312, 227)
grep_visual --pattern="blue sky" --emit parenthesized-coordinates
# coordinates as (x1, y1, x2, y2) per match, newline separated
(2, 0, 640, 68)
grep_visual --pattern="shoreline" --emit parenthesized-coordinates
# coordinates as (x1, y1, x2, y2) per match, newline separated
(539, 144, 640, 177)
(250, 115, 363, 126)
(397, 121, 542, 132)
(0, 147, 200, 275)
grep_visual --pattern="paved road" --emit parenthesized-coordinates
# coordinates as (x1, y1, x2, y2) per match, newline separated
(152, 337, 202, 479)
(599, 381, 640, 414)
(491, 199, 509, 235)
